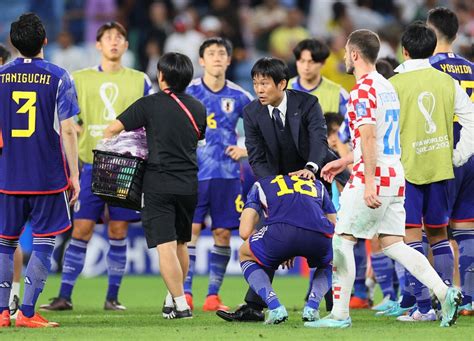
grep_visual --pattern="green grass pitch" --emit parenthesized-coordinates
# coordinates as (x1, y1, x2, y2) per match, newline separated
(1, 275, 471, 340)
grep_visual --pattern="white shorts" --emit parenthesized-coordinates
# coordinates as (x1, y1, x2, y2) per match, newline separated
(336, 186, 406, 239)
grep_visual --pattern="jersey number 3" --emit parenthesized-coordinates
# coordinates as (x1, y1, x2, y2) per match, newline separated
(11, 91, 37, 138)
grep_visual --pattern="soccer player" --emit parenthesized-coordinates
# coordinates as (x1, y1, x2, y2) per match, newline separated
(40, 22, 153, 312)
(0, 13, 80, 328)
(288, 38, 370, 310)
(183, 37, 253, 311)
(238, 175, 336, 324)
(306, 29, 462, 329)
(386, 23, 474, 322)
(427, 7, 474, 316)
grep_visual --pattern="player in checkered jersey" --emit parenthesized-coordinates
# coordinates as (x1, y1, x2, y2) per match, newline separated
(305, 29, 462, 329)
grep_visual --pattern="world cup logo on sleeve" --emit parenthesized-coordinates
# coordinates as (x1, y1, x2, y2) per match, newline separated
(100, 82, 119, 121)
(417, 91, 436, 134)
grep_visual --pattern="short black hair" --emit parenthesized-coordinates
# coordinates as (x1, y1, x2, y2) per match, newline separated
(199, 37, 233, 58)
(251, 57, 289, 88)
(96, 21, 127, 41)
(0, 44, 11, 64)
(157, 52, 193, 93)
(10, 13, 46, 58)
(293, 39, 330, 63)
(325, 112, 343, 134)
(427, 7, 458, 43)
(347, 29, 380, 64)
(376, 59, 396, 79)
(401, 22, 437, 59)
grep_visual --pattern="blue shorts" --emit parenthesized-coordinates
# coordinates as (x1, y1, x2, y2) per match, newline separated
(0, 192, 71, 239)
(73, 164, 140, 222)
(405, 180, 450, 228)
(192, 179, 242, 229)
(249, 223, 332, 269)
(449, 156, 474, 222)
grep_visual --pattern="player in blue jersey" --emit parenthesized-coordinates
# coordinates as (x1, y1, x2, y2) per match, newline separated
(235, 175, 335, 324)
(0, 13, 80, 328)
(41, 22, 153, 313)
(180, 37, 253, 312)
(428, 7, 474, 316)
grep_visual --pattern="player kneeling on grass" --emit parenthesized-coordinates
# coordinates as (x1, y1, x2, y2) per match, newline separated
(237, 175, 336, 325)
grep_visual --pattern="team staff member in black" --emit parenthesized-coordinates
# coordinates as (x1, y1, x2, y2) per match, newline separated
(104, 52, 206, 319)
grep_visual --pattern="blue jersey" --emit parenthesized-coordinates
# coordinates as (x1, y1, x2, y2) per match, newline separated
(187, 78, 253, 180)
(430, 53, 474, 144)
(0, 58, 79, 194)
(245, 175, 336, 235)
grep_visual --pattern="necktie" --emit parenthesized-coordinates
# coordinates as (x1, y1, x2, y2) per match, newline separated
(273, 108, 284, 131)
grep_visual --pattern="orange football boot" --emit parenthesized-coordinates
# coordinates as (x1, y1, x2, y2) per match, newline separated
(185, 293, 194, 311)
(203, 295, 229, 312)
(0, 310, 10, 327)
(15, 311, 59, 328)
(349, 296, 370, 309)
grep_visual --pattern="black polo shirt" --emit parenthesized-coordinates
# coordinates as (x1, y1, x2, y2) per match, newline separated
(118, 91, 206, 195)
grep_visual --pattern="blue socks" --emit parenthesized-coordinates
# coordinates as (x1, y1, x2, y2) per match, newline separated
(406, 241, 431, 313)
(184, 245, 196, 295)
(106, 238, 127, 301)
(0, 239, 17, 313)
(431, 239, 454, 285)
(59, 238, 88, 300)
(22, 237, 55, 317)
(307, 266, 331, 310)
(371, 253, 396, 300)
(452, 229, 474, 305)
(241, 260, 280, 310)
(353, 240, 367, 299)
(208, 245, 231, 296)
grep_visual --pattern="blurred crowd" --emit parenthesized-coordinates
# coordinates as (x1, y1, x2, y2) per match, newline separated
(0, 0, 472, 92)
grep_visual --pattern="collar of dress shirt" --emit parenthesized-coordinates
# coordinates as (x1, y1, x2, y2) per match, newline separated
(267, 91, 288, 120)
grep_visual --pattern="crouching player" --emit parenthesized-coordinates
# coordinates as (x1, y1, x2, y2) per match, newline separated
(237, 175, 336, 324)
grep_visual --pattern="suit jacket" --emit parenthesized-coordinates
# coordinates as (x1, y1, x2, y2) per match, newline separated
(244, 89, 328, 179)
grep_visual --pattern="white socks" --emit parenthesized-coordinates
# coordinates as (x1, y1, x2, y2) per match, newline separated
(383, 241, 448, 302)
(9, 281, 20, 304)
(174, 295, 190, 311)
(165, 291, 174, 307)
(331, 235, 357, 320)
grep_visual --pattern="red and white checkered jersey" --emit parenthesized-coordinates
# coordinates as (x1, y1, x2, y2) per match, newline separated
(347, 71, 405, 196)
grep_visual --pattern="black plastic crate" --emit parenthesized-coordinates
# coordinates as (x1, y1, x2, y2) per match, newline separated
(91, 150, 146, 211)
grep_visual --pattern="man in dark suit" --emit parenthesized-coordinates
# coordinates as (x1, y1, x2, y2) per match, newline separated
(217, 57, 330, 322)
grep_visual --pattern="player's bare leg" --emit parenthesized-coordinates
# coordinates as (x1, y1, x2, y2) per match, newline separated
(157, 241, 192, 318)
(204, 228, 231, 311)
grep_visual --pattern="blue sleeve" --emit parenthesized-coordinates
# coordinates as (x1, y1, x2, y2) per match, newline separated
(244, 183, 263, 214)
(321, 183, 336, 214)
(57, 71, 80, 122)
(338, 115, 351, 144)
(339, 88, 349, 116)
(143, 75, 154, 96)
(240, 91, 254, 119)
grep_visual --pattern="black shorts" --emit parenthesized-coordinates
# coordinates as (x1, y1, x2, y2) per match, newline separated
(141, 192, 197, 248)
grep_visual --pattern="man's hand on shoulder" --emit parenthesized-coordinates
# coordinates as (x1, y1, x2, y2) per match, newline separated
(289, 168, 315, 180)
